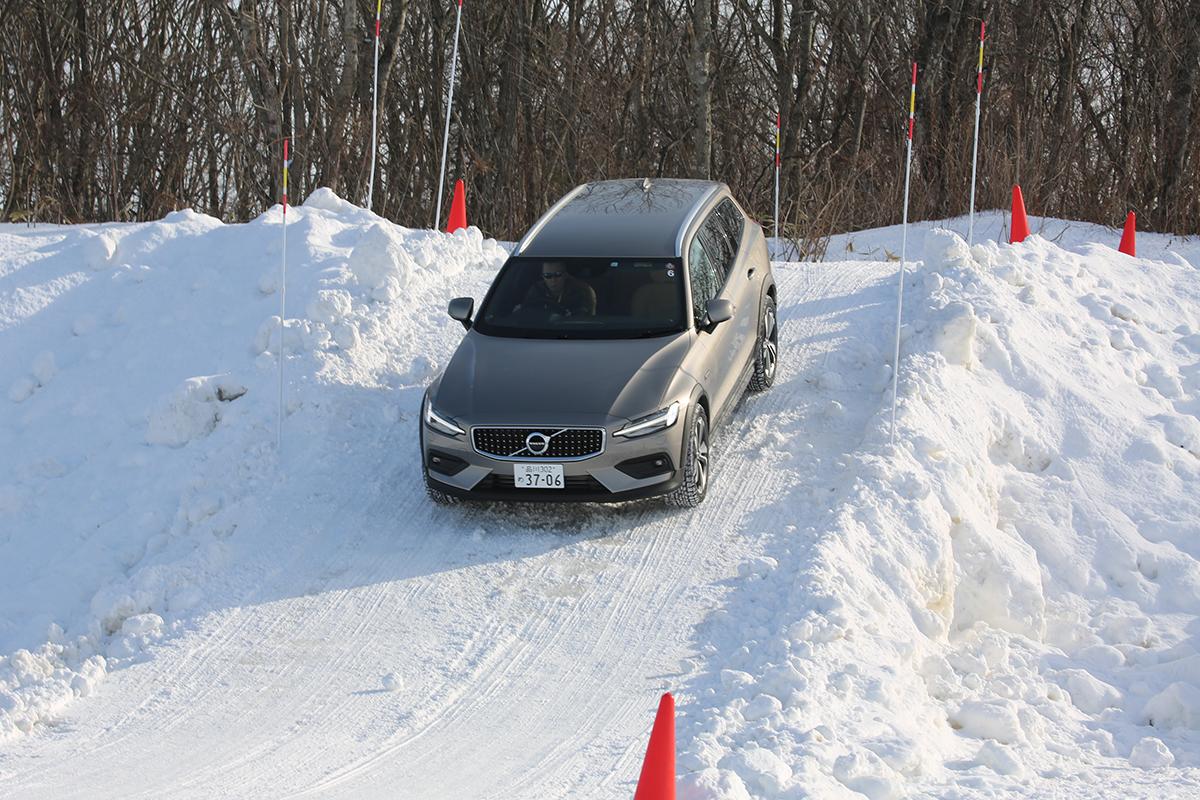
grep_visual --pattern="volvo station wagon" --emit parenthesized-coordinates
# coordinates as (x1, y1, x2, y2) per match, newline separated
(420, 178, 778, 506)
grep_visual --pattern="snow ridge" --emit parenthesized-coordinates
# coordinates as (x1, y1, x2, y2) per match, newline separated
(0, 190, 507, 743)
(679, 229, 1200, 797)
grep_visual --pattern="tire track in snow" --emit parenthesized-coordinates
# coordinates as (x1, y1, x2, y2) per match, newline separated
(287, 262, 899, 798)
(509, 261, 896, 799)
(292, 508, 685, 795)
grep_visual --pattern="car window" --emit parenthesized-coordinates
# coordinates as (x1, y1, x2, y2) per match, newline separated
(698, 200, 743, 285)
(716, 199, 744, 258)
(698, 216, 732, 284)
(687, 236, 720, 324)
(473, 257, 687, 339)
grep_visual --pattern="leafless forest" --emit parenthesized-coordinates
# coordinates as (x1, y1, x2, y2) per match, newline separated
(2, 1, 1198, 244)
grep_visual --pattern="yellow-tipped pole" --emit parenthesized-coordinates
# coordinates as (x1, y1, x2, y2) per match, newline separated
(773, 111, 781, 240)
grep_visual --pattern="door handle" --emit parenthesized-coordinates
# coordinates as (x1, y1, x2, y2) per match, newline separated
(747, 267, 756, 278)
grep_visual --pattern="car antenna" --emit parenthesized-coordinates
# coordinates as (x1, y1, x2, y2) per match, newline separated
(642, 177, 652, 193)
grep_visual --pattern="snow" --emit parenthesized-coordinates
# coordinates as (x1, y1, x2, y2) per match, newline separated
(1, 194, 1198, 797)
(0, 195, 507, 750)
(676, 223, 1200, 797)
(144, 374, 249, 447)
(775, 208, 1200, 269)
(1131, 736, 1175, 769)
(1144, 683, 1200, 730)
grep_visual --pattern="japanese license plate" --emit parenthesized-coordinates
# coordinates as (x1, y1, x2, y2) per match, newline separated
(513, 463, 564, 489)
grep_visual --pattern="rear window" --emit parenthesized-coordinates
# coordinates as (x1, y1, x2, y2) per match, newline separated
(473, 257, 687, 339)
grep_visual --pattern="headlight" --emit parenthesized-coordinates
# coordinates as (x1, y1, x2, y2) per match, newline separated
(613, 401, 682, 438)
(423, 394, 465, 437)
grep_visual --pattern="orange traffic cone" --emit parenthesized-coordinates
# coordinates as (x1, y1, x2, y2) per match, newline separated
(1118, 211, 1136, 257)
(446, 179, 467, 233)
(1010, 184, 1030, 244)
(634, 693, 675, 800)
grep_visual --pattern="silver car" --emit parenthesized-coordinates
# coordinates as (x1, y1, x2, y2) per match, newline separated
(420, 178, 778, 506)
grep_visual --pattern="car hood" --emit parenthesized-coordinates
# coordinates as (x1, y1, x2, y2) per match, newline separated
(434, 330, 693, 424)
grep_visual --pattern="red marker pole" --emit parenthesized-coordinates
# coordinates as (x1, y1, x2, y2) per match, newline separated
(434, 0, 464, 229)
(773, 111, 781, 240)
(278, 136, 290, 453)
(967, 21, 986, 245)
(366, 0, 383, 212)
(890, 63, 917, 447)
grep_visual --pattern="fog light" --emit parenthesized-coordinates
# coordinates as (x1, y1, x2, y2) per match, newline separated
(616, 453, 675, 480)
(427, 449, 468, 476)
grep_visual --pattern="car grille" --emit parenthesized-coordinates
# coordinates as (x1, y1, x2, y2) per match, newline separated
(472, 427, 605, 460)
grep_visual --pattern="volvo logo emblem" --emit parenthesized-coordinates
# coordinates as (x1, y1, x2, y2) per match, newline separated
(526, 432, 551, 455)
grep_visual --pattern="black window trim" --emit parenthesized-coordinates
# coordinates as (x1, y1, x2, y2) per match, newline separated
(690, 198, 744, 298)
(717, 198, 746, 259)
(685, 234, 719, 326)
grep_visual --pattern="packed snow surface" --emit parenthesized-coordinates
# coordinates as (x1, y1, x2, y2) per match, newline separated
(1, 193, 1198, 798)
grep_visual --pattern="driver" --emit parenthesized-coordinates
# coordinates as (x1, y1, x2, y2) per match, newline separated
(520, 261, 596, 318)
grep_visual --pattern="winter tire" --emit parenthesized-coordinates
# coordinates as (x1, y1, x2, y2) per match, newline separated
(424, 472, 460, 505)
(420, 421, 459, 505)
(748, 295, 778, 392)
(667, 403, 710, 508)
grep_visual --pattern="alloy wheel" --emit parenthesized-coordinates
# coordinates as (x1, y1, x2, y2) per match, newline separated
(692, 412, 709, 496)
(762, 305, 778, 381)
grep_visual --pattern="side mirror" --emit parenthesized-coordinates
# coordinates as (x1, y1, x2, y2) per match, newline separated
(702, 298, 734, 331)
(448, 297, 474, 330)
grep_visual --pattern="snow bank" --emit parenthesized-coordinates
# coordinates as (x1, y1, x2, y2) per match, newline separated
(772, 208, 1200, 270)
(0, 191, 507, 742)
(681, 229, 1200, 795)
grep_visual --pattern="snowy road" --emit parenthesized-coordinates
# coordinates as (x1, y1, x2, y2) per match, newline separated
(1, 259, 897, 798)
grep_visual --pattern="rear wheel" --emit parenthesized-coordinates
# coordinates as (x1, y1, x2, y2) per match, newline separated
(667, 404, 710, 508)
(749, 295, 778, 392)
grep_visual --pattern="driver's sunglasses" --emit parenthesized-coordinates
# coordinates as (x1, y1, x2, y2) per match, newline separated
(542, 271, 564, 279)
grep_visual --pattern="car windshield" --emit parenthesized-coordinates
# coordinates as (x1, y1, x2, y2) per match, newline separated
(473, 257, 687, 339)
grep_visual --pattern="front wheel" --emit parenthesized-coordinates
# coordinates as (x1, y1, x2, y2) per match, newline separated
(420, 417, 459, 506)
(748, 295, 778, 392)
(424, 470, 460, 505)
(666, 404, 710, 508)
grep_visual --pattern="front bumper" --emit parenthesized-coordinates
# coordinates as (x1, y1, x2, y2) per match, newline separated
(420, 414, 687, 503)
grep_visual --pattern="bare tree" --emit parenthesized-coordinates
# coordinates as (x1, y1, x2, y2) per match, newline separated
(689, 0, 713, 178)
(0, 0, 1196, 238)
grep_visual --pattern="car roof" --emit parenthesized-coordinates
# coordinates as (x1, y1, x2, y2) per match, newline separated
(516, 178, 727, 259)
